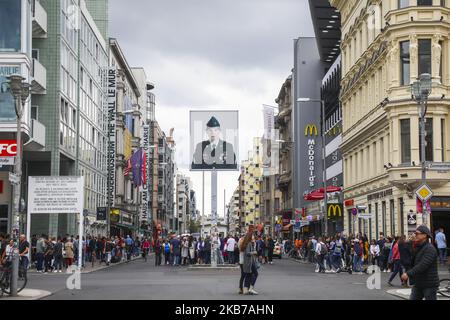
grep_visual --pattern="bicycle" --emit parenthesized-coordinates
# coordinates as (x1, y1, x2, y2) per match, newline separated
(0, 263, 27, 297)
(438, 279, 450, 298)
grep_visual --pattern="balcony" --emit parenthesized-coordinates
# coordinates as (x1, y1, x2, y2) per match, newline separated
(31, 59, 46, 94)
(388, 163, 450, 191)
(25, 119, 46, 151)
(32, 0, 47, 38)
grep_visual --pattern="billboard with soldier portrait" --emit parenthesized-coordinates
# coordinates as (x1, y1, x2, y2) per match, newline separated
(190, 110, 239, 171)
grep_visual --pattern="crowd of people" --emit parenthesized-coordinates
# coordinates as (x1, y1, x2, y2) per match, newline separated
(0, 233, 154, 274)
(283, 226, 446, 297)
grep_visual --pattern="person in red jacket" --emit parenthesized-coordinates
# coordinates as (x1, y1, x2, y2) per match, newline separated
(141, 238, 150, 262)
(388, 236, 402, 286)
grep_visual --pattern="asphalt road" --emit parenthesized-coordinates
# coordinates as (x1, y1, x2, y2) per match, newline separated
(20, 255, 401, 300)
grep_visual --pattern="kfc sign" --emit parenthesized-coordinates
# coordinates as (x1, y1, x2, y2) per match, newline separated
(0, 141, 17, 156)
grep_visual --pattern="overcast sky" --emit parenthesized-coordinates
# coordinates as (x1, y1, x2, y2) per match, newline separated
(109, 0, 314, 219)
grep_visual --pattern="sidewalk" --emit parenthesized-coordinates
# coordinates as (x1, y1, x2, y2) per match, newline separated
(387, 288, 450, 300)
(27, 253, 151, 274)
(1, 289, 52, 300)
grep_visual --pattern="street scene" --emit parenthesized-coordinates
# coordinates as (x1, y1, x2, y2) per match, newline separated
(0, 0, 449, 304)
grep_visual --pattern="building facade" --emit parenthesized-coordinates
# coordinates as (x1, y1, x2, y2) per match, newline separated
(240, 137, 263, 229)
(176, 174, 191, 234)
(27, 0, 109, 237)
(331, 0, 450, 240)
(274, 75, 294, 238)
(109, 38, 143, 238)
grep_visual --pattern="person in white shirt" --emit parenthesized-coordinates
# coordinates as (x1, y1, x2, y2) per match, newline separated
(1, 239, 15, 265)
(315, 238, 326, 273)
(227, 236, 237, 264)
(435, 227, 447, 265)
(369, 239, 380, 267)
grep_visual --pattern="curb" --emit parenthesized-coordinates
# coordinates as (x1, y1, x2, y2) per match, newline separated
(1, 289, 52, 300)
(386, 289, 410, 300)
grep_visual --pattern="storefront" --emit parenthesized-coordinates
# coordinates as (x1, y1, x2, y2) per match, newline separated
(431, 196, 450, 242)
(110, 209, 138, 238)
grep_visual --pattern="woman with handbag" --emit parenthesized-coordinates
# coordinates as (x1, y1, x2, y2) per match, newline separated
(241, 227, 259, 295)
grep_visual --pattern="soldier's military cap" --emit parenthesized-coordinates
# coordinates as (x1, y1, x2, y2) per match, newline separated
(206, 116, 220, 128)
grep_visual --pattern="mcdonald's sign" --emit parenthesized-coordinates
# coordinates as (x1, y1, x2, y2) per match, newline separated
(327, 204, 343, 218)
(304, 124, 318, 136)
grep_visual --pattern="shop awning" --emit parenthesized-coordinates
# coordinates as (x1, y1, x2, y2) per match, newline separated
(303, 186, 342, 201)
(111, 223, 138, 230)
(282, 224, 292, 231)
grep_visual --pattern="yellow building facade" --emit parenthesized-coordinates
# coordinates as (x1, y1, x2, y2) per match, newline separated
(331, 0, 450, 239)
(241, 138, 264, 227)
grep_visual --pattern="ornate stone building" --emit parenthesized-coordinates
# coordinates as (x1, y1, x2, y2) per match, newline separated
(331, 0, 450, 239)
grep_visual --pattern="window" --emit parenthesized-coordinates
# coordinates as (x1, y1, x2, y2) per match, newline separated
(32, 49, 39, 60)
(390, 199, 395, 236)
(399, 198, 404, 236)
(417, 0, 432, 4)
(439, 40, 443, 80)
(442, 119, 445, 161)
(418, 39, 431, 75)
(400, 41, 410, 85)
(375, 202, 379, 238)
(419, 118, 434, 161)
(0, 0, 21, 52)
(400, 119, 411, 163)
(31, 105, 39, 121)
(398, 0, 409, 9)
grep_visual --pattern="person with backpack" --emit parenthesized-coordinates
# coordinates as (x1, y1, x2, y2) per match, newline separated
(197, 238, 204, 264)
(125, 235, 133, 262)
(154, 237, 162, 266)
(53, 237, 63, 272)
(43, 237, 54, 274)
(315, 237, 327, 273)
(164, 239, 171, 265)
(353, 239, 363, 274)
(330, 236, 342, 272)
(104, 238, 113, 265)
(141, 238, 150, 262)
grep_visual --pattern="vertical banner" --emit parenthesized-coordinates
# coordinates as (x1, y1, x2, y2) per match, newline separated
(141, 125, 150, 222)
(106, 67, 117, 207)
(262, 105, 275, 140)
(262, 105, 278, 176)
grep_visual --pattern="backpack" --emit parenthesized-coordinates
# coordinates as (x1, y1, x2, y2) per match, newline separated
(164, 243, 170, 253)
(320, 243, 328, 255)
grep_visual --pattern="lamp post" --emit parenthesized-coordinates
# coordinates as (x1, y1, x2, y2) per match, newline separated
(297, 98, 328, 236)
(6, 74, 30, 297)
(411, 73, 432, 226)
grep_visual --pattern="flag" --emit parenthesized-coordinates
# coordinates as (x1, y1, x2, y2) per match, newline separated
(131, 148, 143, 186)
(141, 151, 147, 186)
(124, 158, 131, 176)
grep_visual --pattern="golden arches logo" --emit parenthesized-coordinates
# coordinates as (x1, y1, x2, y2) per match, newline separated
(327, 204, 342, 217)
(304, 124, 318, 136)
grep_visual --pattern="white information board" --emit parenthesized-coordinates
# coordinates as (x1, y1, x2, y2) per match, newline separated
(28, 176, 84, 214)
(27, 176, 85, 270)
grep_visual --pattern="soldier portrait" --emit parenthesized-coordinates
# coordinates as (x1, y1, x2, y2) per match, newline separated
(190, 112, 238, 170)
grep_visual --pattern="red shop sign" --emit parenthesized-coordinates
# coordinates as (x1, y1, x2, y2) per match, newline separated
(344, 199, 354, 207)
(0, 140, 17, 157)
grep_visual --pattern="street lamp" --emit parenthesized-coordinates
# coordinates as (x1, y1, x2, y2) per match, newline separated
(6, 74, 30, 297)
(411, 73, 432, 226)
(297, 98, 328, 236)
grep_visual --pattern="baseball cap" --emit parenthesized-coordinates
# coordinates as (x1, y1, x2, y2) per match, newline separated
(416, 225, 432, 238)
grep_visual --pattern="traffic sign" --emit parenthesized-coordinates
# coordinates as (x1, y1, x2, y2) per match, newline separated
(415, 184, 433, 202)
